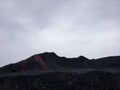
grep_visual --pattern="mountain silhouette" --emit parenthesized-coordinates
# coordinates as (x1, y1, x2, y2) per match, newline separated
(1, 52, 120, 90)
(0, 52, 120, 73)
(92, 56, 120, 68)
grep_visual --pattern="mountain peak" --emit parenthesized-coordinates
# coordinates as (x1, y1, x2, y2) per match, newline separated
(40, 52, 58, 57)
(77, 56, 89, 61)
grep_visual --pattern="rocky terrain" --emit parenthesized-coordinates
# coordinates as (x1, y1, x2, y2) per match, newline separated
(0, 71, 120, 90)
(0, 52, 120, 90)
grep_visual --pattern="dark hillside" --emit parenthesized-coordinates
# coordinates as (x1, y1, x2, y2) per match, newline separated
(0, 71, 120, 90)
(0, 52, 120, 74)
(0, 52, 120, 90)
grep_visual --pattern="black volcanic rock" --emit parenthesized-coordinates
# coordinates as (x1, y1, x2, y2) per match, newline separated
(0, 52, 120, 74)
(40, 52, 91, 69)
(0, 56, 43, 74)
(77, 56, 89, 61)
(0, 53, 120, 90)
(0, 71, 120, 90)
(39, 52, 62, 69)
(93, 56, 120, 68)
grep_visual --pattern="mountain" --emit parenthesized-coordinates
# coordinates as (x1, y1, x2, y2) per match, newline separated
(0, 52, 120, 74)
(0, 52, 120, 90)
(93, 56, 120, 69)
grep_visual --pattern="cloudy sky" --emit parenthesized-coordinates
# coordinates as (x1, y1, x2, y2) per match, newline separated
(0, 0, 120, 66)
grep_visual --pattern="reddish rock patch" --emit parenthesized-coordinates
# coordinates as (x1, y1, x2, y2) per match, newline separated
(34, 55, 47, 70)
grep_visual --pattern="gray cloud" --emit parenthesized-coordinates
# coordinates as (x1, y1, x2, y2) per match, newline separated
(0, 0, 120, 66)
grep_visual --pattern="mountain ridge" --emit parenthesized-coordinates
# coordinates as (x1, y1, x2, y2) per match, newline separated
(0, 52, 120, 74)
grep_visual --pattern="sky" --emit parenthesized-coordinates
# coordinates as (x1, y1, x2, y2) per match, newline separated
(0, 0, 120, 66)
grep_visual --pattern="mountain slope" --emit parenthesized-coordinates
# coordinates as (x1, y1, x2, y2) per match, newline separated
(0, 52, 120, 74)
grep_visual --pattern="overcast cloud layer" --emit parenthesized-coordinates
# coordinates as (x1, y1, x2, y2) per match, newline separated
(0, 0, 120, 66)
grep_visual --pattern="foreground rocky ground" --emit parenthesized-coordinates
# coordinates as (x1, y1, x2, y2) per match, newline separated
(0, 70, 120, 90)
